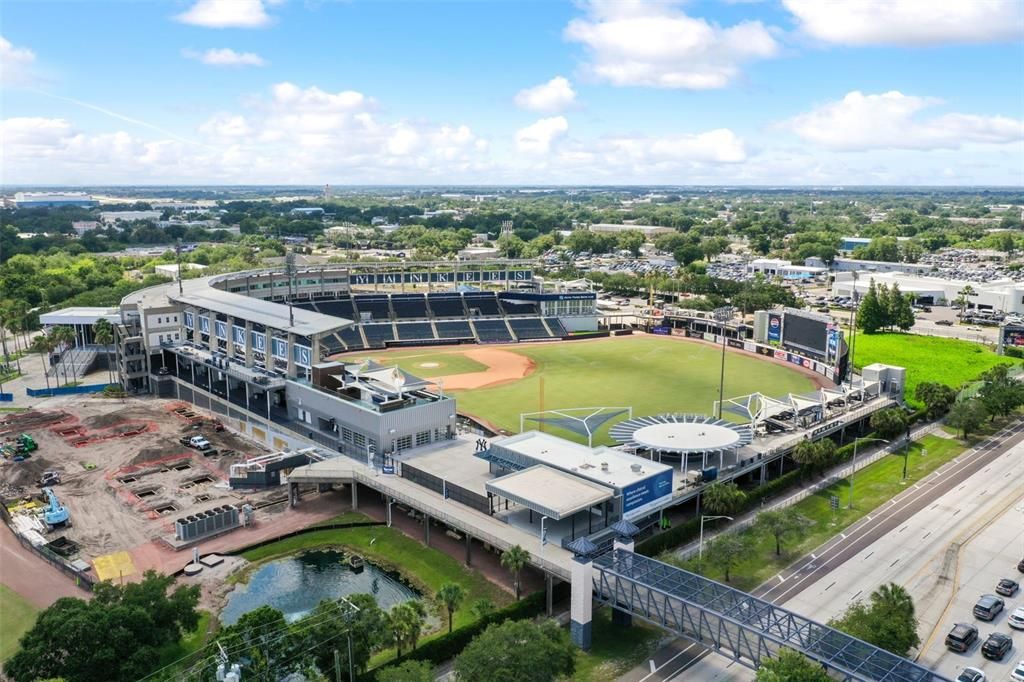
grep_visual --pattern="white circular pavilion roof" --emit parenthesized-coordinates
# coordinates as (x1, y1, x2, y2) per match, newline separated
(610, 414, 753, 454)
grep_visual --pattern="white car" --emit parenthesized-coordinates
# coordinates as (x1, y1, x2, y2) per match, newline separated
(1010, 606, 1024, 630)
(1011, 659, 1024, 682)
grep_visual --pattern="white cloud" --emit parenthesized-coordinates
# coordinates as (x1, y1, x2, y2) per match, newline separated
(783, 0, 1024, 46)
(783, 91, 1024, 151)
(175, 0, 274, 28)
(564, 0, 779, 89)
(515, 116, 569, 153)
(197, 113, 252, 137)
(514, 76, 577, 113)
(602, 128, 748, 164)
(182, 47, 266, 67)
(0, 35, 37, 87)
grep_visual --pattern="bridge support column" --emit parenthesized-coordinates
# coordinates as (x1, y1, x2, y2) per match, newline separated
(570, 555, 593, 650)
(465, 534, 472, 566)
(288, 482, 299, 507)
(545, 573, 554, 616)
(350, 482, 358, 510)
(423, 515, 430, 545)
(386, 497, 393, 527)
(611, 525, 636, 628)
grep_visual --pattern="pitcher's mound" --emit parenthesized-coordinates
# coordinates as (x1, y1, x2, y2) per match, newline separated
(418, 362, 440, 368)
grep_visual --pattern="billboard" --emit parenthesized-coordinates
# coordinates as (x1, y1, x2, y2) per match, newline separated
(767, 313, 782, 342)
(781, 311, 828, 358)
(622, 469, 673, 515)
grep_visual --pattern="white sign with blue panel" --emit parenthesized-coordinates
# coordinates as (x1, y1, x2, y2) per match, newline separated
(271, 337, 288, 360)
(251, 331, 266, 352)
(183, 312, 194, 329)
(198, 317, 210, 333)
(293, 345, 312, 368)
(233, 325, 246, 345)
(215, 321, 227, 340)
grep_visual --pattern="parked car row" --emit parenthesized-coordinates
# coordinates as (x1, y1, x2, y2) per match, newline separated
(950, 565, 1024, 681)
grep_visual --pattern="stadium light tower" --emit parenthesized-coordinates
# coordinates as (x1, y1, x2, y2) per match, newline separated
(713, 306, 734, 418)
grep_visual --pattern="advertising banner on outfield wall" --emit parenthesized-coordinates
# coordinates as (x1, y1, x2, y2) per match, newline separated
(651, 326, 671, 335)
(727, 339, 744, 349)
(767, 313, 782, 342)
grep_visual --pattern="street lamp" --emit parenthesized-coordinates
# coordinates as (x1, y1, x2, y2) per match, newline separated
(713, 306, 734, 418)
(699, 514, 733, 563)
(848, 437, 889, 509)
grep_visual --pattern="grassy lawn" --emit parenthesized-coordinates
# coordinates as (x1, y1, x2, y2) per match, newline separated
(852, 333, 1016, 406)
(665, 433, 966, 590)
(353, 348, 487, 376)
(0, 585, 39, 662)
(155, 610, 212, 669)
(377, 337, 816, 442)
(239, 513, 509, 632)
(572, 609, 663, 681)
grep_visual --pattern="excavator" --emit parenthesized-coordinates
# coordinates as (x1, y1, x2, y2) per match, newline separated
(41, 487, 70, 531)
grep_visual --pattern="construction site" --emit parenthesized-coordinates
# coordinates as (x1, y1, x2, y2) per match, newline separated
(0, 398, 307, 584)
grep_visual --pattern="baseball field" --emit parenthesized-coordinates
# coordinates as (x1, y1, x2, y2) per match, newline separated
(360, 335, 820, 444)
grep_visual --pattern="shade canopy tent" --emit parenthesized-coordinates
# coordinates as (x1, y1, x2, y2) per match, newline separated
(610, 414, 753, 456)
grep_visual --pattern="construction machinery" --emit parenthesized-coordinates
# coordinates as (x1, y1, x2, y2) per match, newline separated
(41, 487, 70, 530)
(15, 434, 37, 452)
(39, 471, 61, 487)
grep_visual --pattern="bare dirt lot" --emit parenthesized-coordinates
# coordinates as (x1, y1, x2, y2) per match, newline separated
(0, 398, 294, 577)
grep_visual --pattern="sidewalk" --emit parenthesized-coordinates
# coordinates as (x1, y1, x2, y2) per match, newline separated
(673, 421, 940, 559)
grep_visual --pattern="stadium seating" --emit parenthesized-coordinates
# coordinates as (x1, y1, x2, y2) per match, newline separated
(545, 317, 567, 337)
(472, 319, 514, 343)
(509, 318, 552, 340)
(395, 322, 437, 342)
(362, 323, 396, 349)
(320, 334, 343, 355)
(434, 320, 474, 339)
(338, 326, 365, 351)
(463, 293, 502, 316)
(498, 299, 540, 316)
(427, 293, 467, 318)
(353, 295, 392, 322)
(390, 294, 430, 319)
(317, 298, 359, 321)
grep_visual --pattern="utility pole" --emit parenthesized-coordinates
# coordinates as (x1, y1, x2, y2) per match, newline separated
(175, 239, 184, 295)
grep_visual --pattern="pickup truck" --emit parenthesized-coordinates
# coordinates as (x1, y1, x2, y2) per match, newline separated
(180, 435, 211, 451)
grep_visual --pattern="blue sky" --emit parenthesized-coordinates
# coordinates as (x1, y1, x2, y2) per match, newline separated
(2, 0, 1022, 185)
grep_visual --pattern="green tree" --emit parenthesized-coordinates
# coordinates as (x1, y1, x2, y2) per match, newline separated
(500, 545, 530, 600)
(435, 582, 467, 634)
(913, 382, 957, 419)
(92, 319, 115, 385)
(701, 481, 746, 516)
(829, 583, 920, 655)
(954, 285, 976, 316)
(212, 605, 300, 680)
(888, 284, 915, 331)
(387, 600, 427, 655)
(291, 594, 387, 680)
(454, 619, 575, 682)
(976, 364, 1024, 420)
(496, 233, 526, 258)
(616, 230, 646, 257)
(756, 648, 830, 682)
(754, 509, 814, 556)
(5, 571, 199, 682)
(792, 438, 830, 477)
(856, 280, 886, 334)
(946, 398, 987, 439)
(705, 532, 751, 582)
(470, 597, 495, 620)
(376, 660, 433, 682)
(30, 333, 54, 392)
(870, 407, 909, 441)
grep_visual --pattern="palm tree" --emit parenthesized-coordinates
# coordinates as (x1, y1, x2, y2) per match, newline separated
(92, 319, 115, 385)
(51, 326, 75, 386)
(955, 285, 977, 317)
(500, 545, 530, 600)
(470, 598, 495, 620)
(435, 582, 467, 634)
(702, 481, 746, 515)
(388, 600, 427, 655)
(30, 334, 54, 392)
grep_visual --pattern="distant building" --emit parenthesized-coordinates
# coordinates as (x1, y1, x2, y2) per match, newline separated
(72, 221, 100, 237)
(747, 258, 826, 280)
(100, 210, 162, 225)
(457, 247, 501, 260)
(14, 191, 97, 208)
(154, 263, 208, 278)
(588, 223, 675, 238)
(289, 207, 325, 217)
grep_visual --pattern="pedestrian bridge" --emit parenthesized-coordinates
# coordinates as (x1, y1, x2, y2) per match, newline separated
(591, 549, 949, 682)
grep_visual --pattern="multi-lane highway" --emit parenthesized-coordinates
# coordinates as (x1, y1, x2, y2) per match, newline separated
(620, 418, 1024, 681)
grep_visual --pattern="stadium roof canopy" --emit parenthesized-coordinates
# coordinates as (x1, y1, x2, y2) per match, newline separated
(485, 465, 614, 520)
(173, 287, 352, 337)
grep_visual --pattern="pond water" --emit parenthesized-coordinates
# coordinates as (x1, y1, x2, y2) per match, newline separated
(221, 549, 421, 625)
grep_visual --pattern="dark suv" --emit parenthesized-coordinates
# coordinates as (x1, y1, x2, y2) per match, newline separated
(946, 623, 979, 652)
(974, 595, 1005, 621)
(981, 632, 1012, 661)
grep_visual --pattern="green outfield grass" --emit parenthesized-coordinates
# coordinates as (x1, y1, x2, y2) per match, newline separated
(355, 348, 487, 376)
(851, 333, 1016, 406)
(0, 585, 38, 662)
(372, 336, 817, 443)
